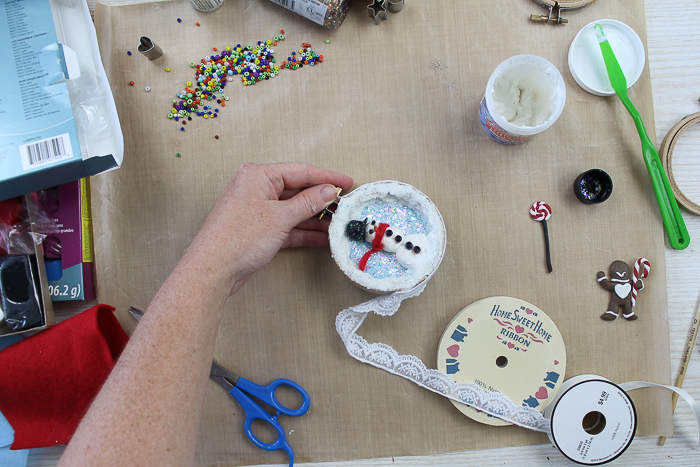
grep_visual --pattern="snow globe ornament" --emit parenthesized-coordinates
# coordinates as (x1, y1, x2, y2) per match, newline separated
(329, 181, 446, 294)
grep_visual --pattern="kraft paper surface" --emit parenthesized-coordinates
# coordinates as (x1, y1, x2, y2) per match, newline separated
(92, 0, 672, 465)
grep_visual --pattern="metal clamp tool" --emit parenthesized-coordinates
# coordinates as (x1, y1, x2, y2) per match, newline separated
(529, 0, 595, 25)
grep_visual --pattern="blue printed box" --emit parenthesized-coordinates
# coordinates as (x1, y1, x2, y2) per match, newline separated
(0, 0, 123, 201)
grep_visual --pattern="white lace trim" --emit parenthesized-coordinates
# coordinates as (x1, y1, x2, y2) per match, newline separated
(335, 281, 551, 433)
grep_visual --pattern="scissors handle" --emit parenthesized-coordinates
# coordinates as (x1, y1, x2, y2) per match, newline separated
(229, 386, 295, 466)
(237, 377, 311, 417)
(228, 378, 310, 466)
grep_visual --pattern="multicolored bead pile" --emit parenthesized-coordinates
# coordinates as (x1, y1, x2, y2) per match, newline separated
(167, 31, 323, 128)
(281, 42, 324, 70)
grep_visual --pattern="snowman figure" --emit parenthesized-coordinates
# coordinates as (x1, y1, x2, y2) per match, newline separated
(396, 233, 428, 270)
(381, 225, 405, 253)
(346, 218, 428, 271)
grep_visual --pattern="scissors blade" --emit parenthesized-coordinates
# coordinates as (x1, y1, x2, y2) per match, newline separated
(128, 306, 144, 321)
(210, 360, 240, 392)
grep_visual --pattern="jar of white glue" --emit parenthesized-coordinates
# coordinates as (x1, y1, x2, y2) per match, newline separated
(479, 55, 566, 145)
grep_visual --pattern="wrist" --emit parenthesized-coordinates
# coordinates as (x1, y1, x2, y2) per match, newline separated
(178, 245, 243, 295)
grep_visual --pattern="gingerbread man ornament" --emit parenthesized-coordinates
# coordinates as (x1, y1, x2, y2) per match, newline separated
(596, 260, 645, 321)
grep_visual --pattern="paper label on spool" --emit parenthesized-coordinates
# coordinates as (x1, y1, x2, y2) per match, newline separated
(437, 296, 566, 426)
(547, 378, 636, 465)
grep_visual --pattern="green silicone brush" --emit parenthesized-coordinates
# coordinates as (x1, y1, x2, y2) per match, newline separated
(595, 23, 690, 250)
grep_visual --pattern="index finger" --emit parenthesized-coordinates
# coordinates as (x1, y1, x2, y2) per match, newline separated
(264, 162, 353, 195)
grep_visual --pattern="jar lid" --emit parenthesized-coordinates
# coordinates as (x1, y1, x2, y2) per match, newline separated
(568, 19, 645, 97)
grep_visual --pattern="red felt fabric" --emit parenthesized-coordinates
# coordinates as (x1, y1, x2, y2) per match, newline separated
(0, 304, 129, 449)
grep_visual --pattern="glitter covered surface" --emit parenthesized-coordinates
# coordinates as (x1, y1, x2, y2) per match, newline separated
(269, 0, 350, 29)
(580, 175, 603, 200)
(316, 0, 351, 29)
(348, 202, 428, 278)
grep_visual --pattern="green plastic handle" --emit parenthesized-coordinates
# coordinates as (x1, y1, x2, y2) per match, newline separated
(596, 24, 690, 250)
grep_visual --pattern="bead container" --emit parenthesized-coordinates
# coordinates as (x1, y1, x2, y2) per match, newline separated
(574, 168, 613, 204)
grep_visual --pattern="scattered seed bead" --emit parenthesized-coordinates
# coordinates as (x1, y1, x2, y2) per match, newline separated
(168, 34, 321, 132)
(127, 51, 132, 56)
(176, 152, 182, 157)
(196, 22, 200, 26)
(145, 86, 151, 91)
(129, 81, 134, 86)
(165, 67, 171, 72)
(214, 135, 219, 139)
(325, 39, 330, 44)
(177, 18, 182, 22)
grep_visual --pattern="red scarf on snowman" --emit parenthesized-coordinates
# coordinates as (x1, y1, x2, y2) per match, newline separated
(358, 222, 389, 271)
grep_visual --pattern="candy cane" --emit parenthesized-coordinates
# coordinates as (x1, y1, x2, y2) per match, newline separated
(631, 258, 650, 307)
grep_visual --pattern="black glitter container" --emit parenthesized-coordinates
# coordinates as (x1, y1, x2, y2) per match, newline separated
(574, 169, 613, 204)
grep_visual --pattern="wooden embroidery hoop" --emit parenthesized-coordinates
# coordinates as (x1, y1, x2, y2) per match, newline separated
(660, 111, 700, 216)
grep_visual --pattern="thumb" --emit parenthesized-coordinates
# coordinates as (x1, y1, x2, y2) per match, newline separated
(280, 184, 338, 228)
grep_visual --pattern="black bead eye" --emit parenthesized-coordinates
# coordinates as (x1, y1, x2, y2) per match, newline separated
(395, 235, 402, 243)
(385, 230, 393, 237)
(413, 246, 421, 254)
(371, 220, 376, 225)
(368, 229, 374, 235)
(405, 242, 413, 250)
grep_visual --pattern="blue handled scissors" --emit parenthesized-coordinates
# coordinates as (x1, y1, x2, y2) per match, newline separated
(127, 306, 310, 466)
(209, 360, 311, 467)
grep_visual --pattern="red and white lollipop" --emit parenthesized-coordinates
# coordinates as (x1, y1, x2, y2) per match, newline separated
(530, 201, 552, 273)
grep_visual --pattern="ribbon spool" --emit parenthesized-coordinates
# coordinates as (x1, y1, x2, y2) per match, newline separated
(437, 297, 566, 426)
(543, 376, 636, 465)
(660, 111, 700, 216)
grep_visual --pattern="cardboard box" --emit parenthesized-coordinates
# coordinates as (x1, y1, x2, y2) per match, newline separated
(0, 0, 123, 201)
(39, 178, 96, 301)
(0, 195, 55, 337)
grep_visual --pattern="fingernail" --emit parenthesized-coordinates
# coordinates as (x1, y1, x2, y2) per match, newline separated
(321, 185, 338, 203)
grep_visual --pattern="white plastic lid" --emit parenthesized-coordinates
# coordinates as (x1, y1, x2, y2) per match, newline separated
(568, 19, 645, 97)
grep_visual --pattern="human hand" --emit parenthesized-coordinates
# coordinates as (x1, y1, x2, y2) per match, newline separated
(187, 162, 353, 293)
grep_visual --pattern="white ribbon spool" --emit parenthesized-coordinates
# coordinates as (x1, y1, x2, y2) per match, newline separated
(543, 375, 636, 465)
